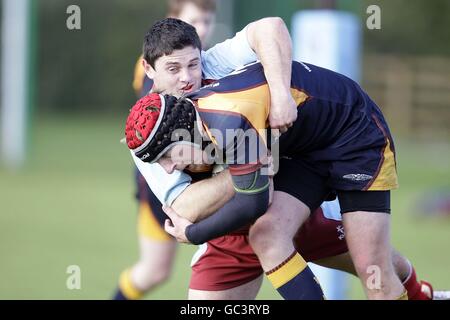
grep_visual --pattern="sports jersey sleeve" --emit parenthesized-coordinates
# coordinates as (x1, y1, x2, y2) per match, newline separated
(201, 26, 258, 79)
(131, 151, 192, 206)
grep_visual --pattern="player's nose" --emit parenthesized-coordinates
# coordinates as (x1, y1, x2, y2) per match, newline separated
(179, 68, 192, 84)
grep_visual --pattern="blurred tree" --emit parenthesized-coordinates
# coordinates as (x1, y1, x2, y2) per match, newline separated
(38, 0, 165, 115)
(362, 0, 450, 55)
(234, 0, 450, 56)
(36, 0, 450, 115)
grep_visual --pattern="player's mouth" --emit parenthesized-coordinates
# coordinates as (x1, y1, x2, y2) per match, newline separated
(181, 83, 194, 92)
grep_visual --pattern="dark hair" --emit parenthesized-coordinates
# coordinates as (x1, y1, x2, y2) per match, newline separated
(143, 18, 202, 68)
(168, 0, 217, 16)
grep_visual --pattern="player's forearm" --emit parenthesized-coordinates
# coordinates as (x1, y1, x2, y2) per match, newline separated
(171, 170, 234, 223)
(186, 189, 269, 245)
(185, 169, 270, 245)
(247, 17, 293, 100)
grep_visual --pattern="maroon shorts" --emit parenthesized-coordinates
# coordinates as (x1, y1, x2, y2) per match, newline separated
(189, 206, 348, 291)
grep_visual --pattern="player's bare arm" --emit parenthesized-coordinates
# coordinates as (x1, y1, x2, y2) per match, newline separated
(172, 161, 274, 222)
(247, 17, 297, 132)
(171, 169, 234, 222)
(165, 167, 270, 244)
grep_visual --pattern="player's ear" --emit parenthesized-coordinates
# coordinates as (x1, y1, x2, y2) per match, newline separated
(142, 58, 155, 79)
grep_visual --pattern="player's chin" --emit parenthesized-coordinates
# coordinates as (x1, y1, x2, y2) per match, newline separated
(179, 87, 196, 95)
(175, 164, 189, 171)
(187, 164, 212, 172)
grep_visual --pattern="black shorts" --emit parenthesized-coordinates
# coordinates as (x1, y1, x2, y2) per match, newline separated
(273, 157, 391, 214)
(273, 98, 398, 215)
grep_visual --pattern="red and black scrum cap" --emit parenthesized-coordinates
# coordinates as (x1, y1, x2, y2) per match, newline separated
(125, 93, 197, 163)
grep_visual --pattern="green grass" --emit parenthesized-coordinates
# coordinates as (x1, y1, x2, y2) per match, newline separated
(0, 116, 449, 299)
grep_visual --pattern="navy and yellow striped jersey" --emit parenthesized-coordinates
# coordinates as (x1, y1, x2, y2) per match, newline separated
(188, 60, 393, 181)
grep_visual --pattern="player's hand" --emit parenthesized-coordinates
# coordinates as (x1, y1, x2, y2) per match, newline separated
(163, 205, 193, 244)
(268, 94, 297, 134)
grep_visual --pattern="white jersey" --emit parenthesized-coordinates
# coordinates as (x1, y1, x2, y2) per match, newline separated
(132, 26, 258, 205)
(201, 26, 257, 80)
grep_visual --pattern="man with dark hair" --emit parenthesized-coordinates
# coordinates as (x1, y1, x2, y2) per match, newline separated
(144, 18, 203, 64)
(141, 18, 203, 98)
(132, 0, 216, 98)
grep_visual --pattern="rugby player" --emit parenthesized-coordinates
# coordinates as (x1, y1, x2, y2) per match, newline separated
(126, 92, 448, 300)
(127, 60, 426, 300)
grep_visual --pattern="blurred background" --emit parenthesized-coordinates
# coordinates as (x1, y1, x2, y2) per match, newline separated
(0, 0, 449, 299)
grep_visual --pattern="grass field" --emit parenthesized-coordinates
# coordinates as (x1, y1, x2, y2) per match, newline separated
(0, 115, 449, 299)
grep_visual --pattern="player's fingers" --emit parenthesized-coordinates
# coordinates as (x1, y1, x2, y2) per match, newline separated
(162, 205, 175, 219)
(164, 219, 174, 235)
(279, 126, 288, 134)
